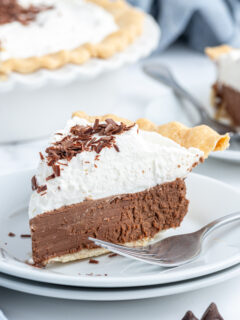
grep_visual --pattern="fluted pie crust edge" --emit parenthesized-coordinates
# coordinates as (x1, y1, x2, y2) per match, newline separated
(73, 111, 230, 158)
(0, 0, 144, 77)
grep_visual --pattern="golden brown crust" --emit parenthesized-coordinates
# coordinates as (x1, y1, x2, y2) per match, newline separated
(47, 238, 151, 264)
(73, 111, 230, 158)
(205, 45, 233, 60)
(0, 0, 144, 77)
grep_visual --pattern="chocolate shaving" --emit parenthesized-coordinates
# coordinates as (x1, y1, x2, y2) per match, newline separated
(93, 119, 99, 130)
(21, 234, 31, 238)
(31, 175, 38, 191)
(52, 165, 60, 177)
(39, 152, 44, 160)
(89, 258, 99, 264)
(108, 253, 118, 258)
(113, 144, 120, 152)
(0, 0, 54, 26)
(57, 162, 68, 166)
(44, 119, 134, 181)
(8, 232, 15, 237)
(37, 185, 47, 194)
(46, 174, 55, 181)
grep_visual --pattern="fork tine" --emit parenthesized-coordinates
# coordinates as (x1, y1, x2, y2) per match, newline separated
(88, 237, 150, 254)
(89, 238, 161, 262)
(101, 244, 164, 265)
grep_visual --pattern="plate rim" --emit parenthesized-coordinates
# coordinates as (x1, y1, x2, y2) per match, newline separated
(0, 169, 240, 288)
(0, 263, 240, 301)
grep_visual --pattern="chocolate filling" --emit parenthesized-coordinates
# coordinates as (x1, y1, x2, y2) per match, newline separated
(30, 178, 189, 264)
(213, 82, 240, 126)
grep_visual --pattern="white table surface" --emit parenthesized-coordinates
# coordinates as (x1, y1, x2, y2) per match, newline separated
(0, 44, 240, 319)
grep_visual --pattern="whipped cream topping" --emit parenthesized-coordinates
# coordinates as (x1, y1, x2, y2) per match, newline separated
(216, 49, 240, 92)
(29, 117, 203, 219)
(0, 0, 118, 61)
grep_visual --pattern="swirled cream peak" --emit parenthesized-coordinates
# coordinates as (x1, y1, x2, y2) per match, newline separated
(216, 49, 240, 92)
(29, 117, 204, 218)
(0, 0, 118, 61)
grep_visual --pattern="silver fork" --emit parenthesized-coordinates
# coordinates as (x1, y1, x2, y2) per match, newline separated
(89, 211, 240, 267)
(142, 63, 240, 139)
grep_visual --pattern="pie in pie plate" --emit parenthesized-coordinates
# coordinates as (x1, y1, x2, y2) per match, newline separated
(0, 0, 150, 78)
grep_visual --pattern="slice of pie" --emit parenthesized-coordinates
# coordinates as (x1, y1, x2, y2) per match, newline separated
(29, 111, 229, 265)
(206, 45, 240, 127)
(0, 0, 143, 77)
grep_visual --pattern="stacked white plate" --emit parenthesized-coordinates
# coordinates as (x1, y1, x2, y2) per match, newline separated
(0, 169, 240, 301)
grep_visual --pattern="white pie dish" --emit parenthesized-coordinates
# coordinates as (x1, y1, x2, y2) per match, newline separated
(0, 14, 160, 143)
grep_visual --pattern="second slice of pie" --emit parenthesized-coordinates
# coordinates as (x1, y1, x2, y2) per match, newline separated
(29, 111, 229, 265)
(206, 45, 240, 127)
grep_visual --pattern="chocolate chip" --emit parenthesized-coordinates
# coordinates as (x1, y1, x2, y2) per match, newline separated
(201, 303, 224, 320)
(181, 311, 199, 320)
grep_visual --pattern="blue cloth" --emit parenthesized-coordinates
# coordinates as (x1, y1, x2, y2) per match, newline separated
(128, 0, 240, 52)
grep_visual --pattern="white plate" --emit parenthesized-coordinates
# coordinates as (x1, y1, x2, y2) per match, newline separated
(0, 169, 240, 288)
(145, 93, 240, 163)
(0, 14, 159, 93)
(0, 264, 240, 301)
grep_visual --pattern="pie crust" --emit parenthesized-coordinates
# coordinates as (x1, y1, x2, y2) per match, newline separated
(0, 0, 144, 77)
(205, 45, 233, 60)
(72, 111, 230, 158)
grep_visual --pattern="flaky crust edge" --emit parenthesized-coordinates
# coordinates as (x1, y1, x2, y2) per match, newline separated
(205, 45, 233, 60)
(0, 0, 144, 77)
(73, 111, 230, 158)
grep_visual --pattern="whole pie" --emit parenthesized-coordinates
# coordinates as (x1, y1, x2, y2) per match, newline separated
(29, 111, 229, 265)
(0, 0, 144, 77)
(206, 45, 240, 127)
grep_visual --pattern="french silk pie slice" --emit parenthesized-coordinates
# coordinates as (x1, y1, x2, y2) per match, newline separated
(206, 45, 240, 127)
(0, 0, 143, 77)
(29, 111, 229, 265)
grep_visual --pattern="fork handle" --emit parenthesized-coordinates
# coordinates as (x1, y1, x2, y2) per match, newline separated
(200, 211, 240, 239)
(144, 65, 207, 118)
